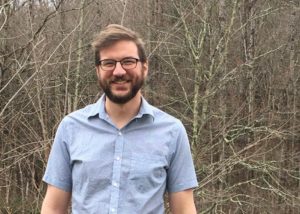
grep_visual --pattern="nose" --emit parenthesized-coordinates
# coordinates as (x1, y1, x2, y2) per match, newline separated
(112, 62, 126, 76)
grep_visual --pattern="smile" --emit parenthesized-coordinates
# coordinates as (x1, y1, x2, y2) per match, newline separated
(111, 79, 130, 84)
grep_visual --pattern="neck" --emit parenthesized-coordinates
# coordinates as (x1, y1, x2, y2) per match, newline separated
(105, 92, 142, 129)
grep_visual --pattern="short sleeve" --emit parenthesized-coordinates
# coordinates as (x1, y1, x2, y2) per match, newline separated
(43, 118, 72, 192)
(167, 121, 198, 193)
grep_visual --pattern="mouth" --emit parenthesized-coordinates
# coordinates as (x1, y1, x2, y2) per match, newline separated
(110, 79, 131, 92)
(112, 80, 129, 84)
(110, 78, 131, 84)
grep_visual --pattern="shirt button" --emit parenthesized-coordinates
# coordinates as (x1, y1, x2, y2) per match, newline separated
(118, 131, 122, 136)
(111, 208, 116, 212)
(116, 156, 121, 161)
(112, 181, 119, 187)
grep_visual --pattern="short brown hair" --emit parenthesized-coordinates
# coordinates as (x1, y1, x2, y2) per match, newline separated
(92, 24, 147, 65)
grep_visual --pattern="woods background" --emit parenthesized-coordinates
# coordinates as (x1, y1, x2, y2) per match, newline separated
(0, 0, 299, 213)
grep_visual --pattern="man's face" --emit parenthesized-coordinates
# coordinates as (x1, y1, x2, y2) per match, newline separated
(96, 40, 148, 104)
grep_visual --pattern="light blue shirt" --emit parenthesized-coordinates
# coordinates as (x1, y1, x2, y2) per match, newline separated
(43, 95, 198, 214)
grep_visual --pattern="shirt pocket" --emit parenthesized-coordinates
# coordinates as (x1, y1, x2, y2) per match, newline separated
(73, 158, 112, 201)
(82, 159, 112, 184)
(129, 154, 167, 193)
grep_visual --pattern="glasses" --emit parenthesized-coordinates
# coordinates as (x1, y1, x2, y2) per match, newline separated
(99, 57, 140, 71)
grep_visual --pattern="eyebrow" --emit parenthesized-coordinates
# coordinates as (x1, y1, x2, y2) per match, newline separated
(100, 56, 139, 60)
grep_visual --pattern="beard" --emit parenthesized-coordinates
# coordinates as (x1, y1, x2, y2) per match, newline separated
(99, 72, 145, 104)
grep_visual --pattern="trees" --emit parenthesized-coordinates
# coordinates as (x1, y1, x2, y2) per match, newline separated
(0, 0, 299, 213)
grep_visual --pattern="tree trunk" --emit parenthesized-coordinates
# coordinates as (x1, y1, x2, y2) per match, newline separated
(288, 6, 299, 210)
(73, 0, 85, 111)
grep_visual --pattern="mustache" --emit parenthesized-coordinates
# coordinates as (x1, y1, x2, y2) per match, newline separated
(110, 76, 130, 83)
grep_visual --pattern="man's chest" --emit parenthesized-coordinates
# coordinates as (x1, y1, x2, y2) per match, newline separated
(69, 128, 172, 194)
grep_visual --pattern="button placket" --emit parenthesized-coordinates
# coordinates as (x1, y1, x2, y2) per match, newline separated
(109, 130, 124, 214)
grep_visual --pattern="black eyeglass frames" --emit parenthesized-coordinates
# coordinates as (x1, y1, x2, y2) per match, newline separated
(99, 57, 140, 71)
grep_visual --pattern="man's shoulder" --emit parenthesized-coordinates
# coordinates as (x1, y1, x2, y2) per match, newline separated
(149, 104, 184, 128)
(62, 102, 99, 123)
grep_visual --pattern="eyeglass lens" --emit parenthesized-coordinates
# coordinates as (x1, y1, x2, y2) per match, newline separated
(100, 58, 138, 71)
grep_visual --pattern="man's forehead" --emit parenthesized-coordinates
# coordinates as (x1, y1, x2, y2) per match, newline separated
(99, 40, 138, 58)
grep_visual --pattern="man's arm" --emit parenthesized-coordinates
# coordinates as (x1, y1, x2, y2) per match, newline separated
(41, 184, 71, 214)
(169, 189, 197, 214)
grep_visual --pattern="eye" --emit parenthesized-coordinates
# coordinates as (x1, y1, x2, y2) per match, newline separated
(101, 60, 115, 67)
(121, 58, 136, 65)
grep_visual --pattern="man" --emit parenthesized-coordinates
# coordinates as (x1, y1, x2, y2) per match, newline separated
(41, 24, 198, 214)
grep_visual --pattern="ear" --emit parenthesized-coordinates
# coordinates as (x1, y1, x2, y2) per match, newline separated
(95, 66, 100, 79)
(142, 60, 148, 78)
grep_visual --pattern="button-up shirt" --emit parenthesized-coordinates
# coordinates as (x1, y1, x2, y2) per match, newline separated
(43, 95, 198, 214)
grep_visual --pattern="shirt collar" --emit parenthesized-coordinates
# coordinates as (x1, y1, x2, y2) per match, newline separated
(87, 95, 154, 121)
(136, 96, 154, 120)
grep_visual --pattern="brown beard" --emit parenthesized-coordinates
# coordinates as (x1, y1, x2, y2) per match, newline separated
(98, 70, 145, 104)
